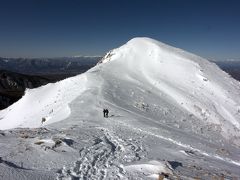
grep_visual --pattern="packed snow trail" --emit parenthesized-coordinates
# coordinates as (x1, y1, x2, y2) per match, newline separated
(57, 129, 145, 180)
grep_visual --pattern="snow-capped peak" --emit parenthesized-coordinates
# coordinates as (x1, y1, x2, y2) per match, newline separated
(1, 37, 240, 145)
(1, 37, 240, 179)
(99, 37, 207, 65)
(97, 37, 240, 143)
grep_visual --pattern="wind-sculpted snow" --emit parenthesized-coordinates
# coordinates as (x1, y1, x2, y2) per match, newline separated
(0, 74, 88, 129)
(98, 37, 240, 144)
(1, 37, 240, 179)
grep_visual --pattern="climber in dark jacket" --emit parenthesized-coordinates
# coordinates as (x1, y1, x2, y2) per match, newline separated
(106, 109, 109, 118)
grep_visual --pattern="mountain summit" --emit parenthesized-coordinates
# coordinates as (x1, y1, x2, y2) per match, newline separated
(1, 37, 240, 143)
(0, 37, 240, 179)
(100, 37, 240, 143)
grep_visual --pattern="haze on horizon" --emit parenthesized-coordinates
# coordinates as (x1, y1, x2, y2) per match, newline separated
(0, 0, 240, 61)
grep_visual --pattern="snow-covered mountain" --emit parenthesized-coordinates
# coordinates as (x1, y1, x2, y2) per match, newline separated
(0, 37, 240, 179)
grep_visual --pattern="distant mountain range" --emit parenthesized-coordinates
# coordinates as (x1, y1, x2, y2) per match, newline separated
(0, 56, 100, 75)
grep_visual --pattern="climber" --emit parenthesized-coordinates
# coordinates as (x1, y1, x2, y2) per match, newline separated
(106, 109, 109, 118)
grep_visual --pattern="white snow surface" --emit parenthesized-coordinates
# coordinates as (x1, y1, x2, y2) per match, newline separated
(125, 160, 173, 178)
(1, 37, 240, 179)
(2, 37, 240, 142)
(0, 74, 88, 129)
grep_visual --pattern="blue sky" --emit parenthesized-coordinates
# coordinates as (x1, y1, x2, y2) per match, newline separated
(0, 0, 239, 60)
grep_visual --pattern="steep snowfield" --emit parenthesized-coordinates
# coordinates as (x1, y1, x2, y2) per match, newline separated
(99, 38, 240, 143)
(1, 37, 240, 179)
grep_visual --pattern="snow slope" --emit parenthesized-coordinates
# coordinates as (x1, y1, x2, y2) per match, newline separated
(0, 74, 88, 129)
(1, 37, 240, 179)
(99, 37, 240, 144)
(2, 37, 240, 143)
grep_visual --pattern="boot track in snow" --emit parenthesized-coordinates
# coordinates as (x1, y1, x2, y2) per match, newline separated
(57, 129, 144, 180)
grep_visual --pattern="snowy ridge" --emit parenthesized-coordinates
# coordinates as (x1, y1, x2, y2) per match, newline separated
(1, 37, 240, 179)
(1, 37, 240, 141)
(0, 74, 88, 129)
